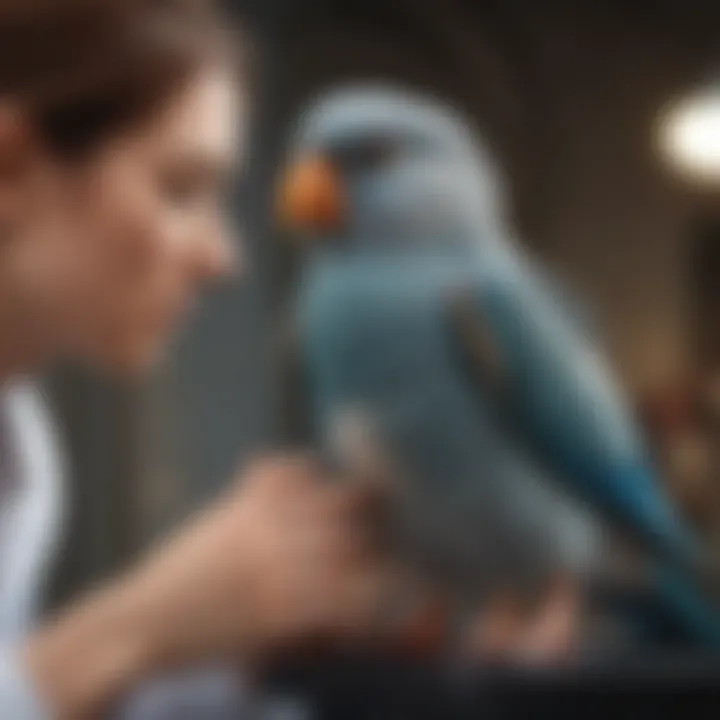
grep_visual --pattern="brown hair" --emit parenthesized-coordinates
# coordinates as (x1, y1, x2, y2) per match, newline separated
(0, 0, 241, 159)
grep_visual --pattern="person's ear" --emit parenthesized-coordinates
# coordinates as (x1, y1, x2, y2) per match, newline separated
(0, 104, 35, 234)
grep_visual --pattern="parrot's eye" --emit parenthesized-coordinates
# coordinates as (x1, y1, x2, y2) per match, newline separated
(334, 139, 398, 171)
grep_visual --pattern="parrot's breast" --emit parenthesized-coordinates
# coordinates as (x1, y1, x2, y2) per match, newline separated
(300, 262, 462, 404)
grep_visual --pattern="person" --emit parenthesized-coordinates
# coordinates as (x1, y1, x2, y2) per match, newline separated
(0, 1, 394, 717)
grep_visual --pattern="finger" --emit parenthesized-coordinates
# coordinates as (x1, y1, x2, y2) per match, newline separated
(239, 457, 332, 525)
(337, 478, 398, 554)
(294, 482, 394, 564)
(323, 560, 404, 642)
(287, 523, 381, 586)
(466, 594, 527, 661)
(347, 473, 398, 519)
(511, 580, 582, 665)
(243, 452, 326, 496)
(307, 474, 391, 514)
(389, 589, 450, 658)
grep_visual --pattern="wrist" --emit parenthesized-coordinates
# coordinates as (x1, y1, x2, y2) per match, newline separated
(24, 579, 162, 719)
(121, 504, 270, 670)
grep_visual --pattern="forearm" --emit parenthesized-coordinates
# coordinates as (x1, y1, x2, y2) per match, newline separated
(23, 579, 162, 720)
(19, 546, 264, 720)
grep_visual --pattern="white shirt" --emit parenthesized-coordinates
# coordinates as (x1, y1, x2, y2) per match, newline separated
(0, 381, 269, 719)
(0, 381, 65, 717)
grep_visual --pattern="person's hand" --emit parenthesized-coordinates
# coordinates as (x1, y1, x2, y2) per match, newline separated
(25, 454, 395, 718)
(130, 454, 393, 666)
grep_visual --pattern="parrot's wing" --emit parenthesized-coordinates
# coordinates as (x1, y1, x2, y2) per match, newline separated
(445, 288, 720, 645)
(445, 286, 519, 431)
(446, 276, 703, 566)
(447, 288, 507, 389)
(445, 267, 600, 388)
(445, 280, 634, 525)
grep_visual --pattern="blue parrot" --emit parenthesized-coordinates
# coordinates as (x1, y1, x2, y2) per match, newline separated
(276, 84, 720, 648)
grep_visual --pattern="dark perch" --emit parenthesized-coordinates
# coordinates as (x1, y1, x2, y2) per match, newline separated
(268, 650, 720, 719)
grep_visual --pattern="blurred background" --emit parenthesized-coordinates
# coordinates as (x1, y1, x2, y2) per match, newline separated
(43, 0, 720, 620)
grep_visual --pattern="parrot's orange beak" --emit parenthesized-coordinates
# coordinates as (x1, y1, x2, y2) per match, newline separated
(276, 155, 346, 235)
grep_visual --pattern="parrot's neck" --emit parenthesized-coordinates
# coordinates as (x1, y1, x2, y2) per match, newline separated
(313, 203, 523, 268)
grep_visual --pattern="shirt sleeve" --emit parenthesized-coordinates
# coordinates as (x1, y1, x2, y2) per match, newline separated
(0, 646, 50, 719)
(0, 649, 313, 720)
(113, 665, 255, 720)
(114, 665, 314, 720)
(0, 652, 265, 720)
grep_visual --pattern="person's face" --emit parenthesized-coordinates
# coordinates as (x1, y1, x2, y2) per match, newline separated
(1, 65, 243, 373)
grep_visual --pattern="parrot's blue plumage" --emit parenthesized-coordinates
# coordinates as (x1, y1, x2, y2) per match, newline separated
(463, 245, 699, 567)
(284, 84, 720, 647)
(301, 257, 604, 600)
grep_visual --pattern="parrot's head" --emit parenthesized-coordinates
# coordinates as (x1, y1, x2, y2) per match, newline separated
(276, 83, 508, 257)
